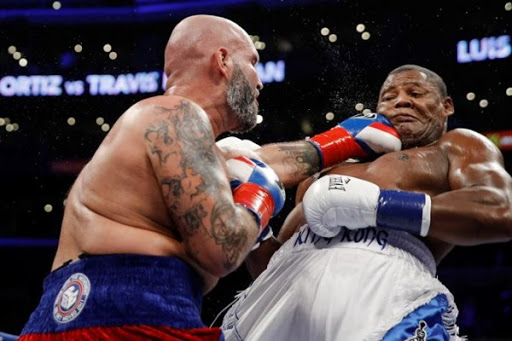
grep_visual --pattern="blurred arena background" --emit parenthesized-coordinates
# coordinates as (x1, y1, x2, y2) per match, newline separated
(0, 0, 511, 339)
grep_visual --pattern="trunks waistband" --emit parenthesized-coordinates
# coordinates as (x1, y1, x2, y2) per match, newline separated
(290, 225, 436, 276)
(21, 254, 205, 334)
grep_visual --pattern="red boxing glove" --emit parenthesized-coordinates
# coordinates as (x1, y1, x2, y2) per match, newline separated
(308, 113, 401, 169)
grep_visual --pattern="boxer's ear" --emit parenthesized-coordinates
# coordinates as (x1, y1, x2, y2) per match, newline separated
(213, 47, 231, 79)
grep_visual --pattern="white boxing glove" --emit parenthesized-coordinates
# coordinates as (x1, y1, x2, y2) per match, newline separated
(302, 174, 431, 238)
(216, 136, 261, 161)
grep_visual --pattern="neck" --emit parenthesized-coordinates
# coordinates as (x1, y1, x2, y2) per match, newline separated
(164, 84, 230, 138)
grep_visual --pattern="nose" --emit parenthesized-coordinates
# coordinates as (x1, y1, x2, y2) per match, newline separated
(394, 92, 413, 108)
(256, 78, 263, 91)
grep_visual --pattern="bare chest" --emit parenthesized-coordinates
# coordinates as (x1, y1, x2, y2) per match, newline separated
(327, 147, 450, 196)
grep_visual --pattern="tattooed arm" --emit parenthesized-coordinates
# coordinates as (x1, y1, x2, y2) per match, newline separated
(144, 98, 259, 277)
(255, 142, 321, 188)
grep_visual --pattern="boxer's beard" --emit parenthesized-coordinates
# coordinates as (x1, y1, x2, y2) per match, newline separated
(227, 62, 258, 133)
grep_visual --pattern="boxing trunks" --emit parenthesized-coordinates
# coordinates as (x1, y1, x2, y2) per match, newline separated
(19, 254, 223, 340)
(222, 225, 464, 341)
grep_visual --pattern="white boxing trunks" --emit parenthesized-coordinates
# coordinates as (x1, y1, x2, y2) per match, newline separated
(222, 224, 464, 341)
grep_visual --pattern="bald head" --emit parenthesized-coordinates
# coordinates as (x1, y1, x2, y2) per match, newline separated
(164, 15, 253, 82)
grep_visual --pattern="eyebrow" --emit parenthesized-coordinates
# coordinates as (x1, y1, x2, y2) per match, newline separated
(381, 81, 429, 93)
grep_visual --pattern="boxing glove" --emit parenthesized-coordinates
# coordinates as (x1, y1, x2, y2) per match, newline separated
(302, 174, 431, 238)
(227, 156, 286, 231)
(216, 136, 261, 151)
(307, 113, 401, 169)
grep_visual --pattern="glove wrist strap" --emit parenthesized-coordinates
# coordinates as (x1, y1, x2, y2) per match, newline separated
(233, 183, 275, 231)
(308, 127, 365, 169)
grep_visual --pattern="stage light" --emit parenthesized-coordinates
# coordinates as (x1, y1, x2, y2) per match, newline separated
(0, 118, 5, 126)
(256, 115, 263, 124)
(325, 112, 334, 121)
(361, 32, 371, 40)
(479, 99, 489, 108)
(356, 24, 365, 33)
(321, 27, 330, 36)
(5, 124, 13, 132)
(506, 87, 512, 96)
(7, 46, 16, 54)
(103, 44, 112, 53)
(505, 2, 511, 11)
(13, 52, 21, 60)
(74, 44, 83, 53)
(44, 204, 53, 213)
(362, 109, 372, 114)
(96, 117, 105, 125)
(328, 34, 337, 43)
(12, 123, 19, 131)
(466, 92, 476, 100)
(355, 103, 364, 111)
(109, 52, 117, 60)
(52, 1, 61, 10)
(101, 123, 110, 132)
(67, 117, 76, 126)
(19, 58, 28, 67)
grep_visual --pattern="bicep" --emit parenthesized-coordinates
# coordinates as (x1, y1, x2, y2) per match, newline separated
(143, 100, 232, 235)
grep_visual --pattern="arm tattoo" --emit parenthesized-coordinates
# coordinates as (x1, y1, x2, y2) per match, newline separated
(277, 144, 320, 177)
(145, 100, 247, 270)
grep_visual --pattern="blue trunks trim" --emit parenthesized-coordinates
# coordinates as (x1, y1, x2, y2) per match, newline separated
(382, 294, 450, 341)
(21, 254, 205, 334)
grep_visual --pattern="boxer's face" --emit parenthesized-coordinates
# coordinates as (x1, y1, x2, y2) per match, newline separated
(227, 44, 262, 133)
(376, 70, 453, 149)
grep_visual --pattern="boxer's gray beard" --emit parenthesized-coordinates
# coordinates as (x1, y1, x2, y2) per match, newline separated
(227, 62, 258, 133)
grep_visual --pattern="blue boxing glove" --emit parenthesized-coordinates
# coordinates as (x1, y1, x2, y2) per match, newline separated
(308, 113, 401, 169)
(226, 156, 286, 232)
(302, 174, 431, 238)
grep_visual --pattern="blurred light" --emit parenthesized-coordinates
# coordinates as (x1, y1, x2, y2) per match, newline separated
(74, 44, 83, 53)
(506, 87, 512, 96)
(361, 32, 371, 40)
(505, 2, 512, 11)
(325, 112, 335, 121)
(320, 27, 330, 36)
(109, 52, 117, 60)
(5, 124, 14, 132)
(255, 41, 266, 50)
(12, 123, 19, 131)
(328, 34, 337, 42)
(13, 51, 21, 60)
(101, 123, 110, 132)
(63, 199, 67, 206)
(52, 1, 61, 10)
(355, 103, 364, 111)
(252, 35, 260, 42)
(19, 58, 28, 67)
(103, 44, 112, 53)
(479, 99, 489, 108)
(0, 118, 5, 126)
(466, 92, 476, 100)
(7, 46, 16, 54)
(362, 109, 372, 114)
(301, 120, 313, 135)
(356, 24, 366, 33)
(256, 115, 263, 124)
(96, 117, 105, 125)
(67, 117, 76, 126)
(44, 204, 53, 213)
(3, 117, 10, 124)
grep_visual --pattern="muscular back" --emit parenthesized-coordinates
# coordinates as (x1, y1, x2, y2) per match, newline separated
(52, 95, 229, 292)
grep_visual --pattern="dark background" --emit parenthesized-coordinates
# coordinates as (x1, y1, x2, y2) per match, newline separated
(0, 0, 511, 339)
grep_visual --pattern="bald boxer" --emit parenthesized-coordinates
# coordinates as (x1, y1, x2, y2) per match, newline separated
(222, 65, 512, 340)
(19, 14, 402, 340)
(19, 15, 286, 341)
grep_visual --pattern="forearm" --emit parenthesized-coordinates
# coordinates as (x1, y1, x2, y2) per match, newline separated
(244, 237, 281, 280)
(430, 186, 512, 245)
(256, 141, 320, 188)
